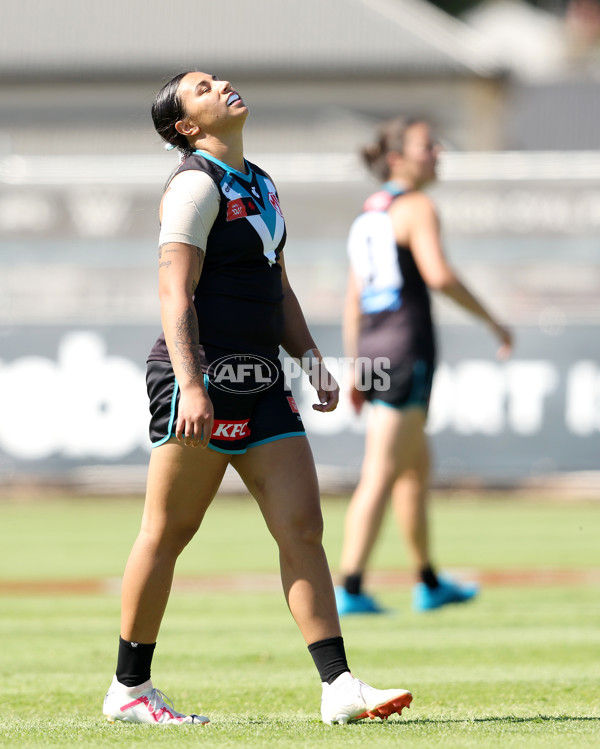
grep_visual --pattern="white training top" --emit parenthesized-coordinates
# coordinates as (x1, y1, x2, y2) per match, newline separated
(347, 210, 403, 313)
(158, 170, 221, 250)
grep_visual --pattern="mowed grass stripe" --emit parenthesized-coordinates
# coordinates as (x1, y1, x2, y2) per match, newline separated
(0, 495, 598, 746)
(1, 587, 599, 747)
(1, 495, 598, 581)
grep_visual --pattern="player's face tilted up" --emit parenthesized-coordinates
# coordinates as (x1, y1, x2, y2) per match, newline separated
(175, 72, 249, 139)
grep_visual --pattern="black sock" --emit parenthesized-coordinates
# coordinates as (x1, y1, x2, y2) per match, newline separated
(343, 573, 363, 596)
(308, 636, 350, 684)
(420, 565, 439, 589)
(115, 636, 156, 687)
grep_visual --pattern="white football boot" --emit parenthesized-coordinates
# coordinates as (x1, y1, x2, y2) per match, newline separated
(103, 676, 209, 725)
(321, 671, 412, 725)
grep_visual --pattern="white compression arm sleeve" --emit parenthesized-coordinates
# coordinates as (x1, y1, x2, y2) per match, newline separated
(159, 170, 220, 249)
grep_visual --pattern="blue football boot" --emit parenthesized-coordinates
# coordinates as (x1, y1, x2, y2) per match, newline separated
(335, 586, 386, 616)
(412, 575, 479, 612)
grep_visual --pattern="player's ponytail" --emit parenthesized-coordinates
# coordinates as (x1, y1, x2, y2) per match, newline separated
(361, 117, 419, 181)
(152, 72, 195, 160)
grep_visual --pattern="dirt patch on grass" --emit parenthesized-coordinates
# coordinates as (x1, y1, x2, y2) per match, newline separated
(1, 568, 599, 595)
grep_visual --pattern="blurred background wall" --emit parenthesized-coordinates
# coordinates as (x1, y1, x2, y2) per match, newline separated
(0, 0, 598, 493)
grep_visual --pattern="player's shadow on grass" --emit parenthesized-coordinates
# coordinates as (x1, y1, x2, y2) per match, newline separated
(397, 715, 600, 726)
(235, 715, 600, 727)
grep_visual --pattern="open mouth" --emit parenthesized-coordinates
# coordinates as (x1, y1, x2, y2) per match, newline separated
(227, 93, 241, 106)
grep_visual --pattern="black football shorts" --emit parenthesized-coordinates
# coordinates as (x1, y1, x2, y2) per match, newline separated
(364, 357, 435, 411)
(146, 359, 305, 454)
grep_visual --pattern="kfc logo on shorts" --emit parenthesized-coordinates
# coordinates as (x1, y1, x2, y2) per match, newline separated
(287, 396, 299, 413)
(211, 419, 251, 441)
(269, 192, 283, 217)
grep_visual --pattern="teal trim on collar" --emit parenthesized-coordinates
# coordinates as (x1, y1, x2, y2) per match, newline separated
(382, 180, 407, 197)
(194, 150, 252, 180)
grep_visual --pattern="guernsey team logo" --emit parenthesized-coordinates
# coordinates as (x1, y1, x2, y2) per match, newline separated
(268, 192, 283, 218)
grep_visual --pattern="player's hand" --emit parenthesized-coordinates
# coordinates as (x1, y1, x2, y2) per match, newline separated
(175, 386, 214, 448)
(310, 365, 339, 413)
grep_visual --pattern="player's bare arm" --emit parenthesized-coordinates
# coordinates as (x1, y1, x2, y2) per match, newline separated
(158, 241, 213, 446)
(343, 269, 366, 414)
(404, 195, 513, 358)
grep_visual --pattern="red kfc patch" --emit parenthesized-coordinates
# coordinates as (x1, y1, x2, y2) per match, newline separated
(287, 396, 299, 413)
(211, 419, 251, 440)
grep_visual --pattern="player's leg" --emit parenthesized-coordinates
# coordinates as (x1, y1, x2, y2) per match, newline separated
(337, 405, 426, 613)
(390, 429, 479, 612)
(230, 435, 412, 724)
(104, 441, 229, 725)
(390, 422, 431, 572)
(232, 435, 338, 643)
(121, 440, 229, 642)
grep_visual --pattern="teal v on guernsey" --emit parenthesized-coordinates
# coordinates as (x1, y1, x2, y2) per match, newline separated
(196, 149, 284, 264)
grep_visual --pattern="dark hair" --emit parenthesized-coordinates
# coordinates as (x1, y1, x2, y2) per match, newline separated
(151, 72, 195, 158)
(361, 116, 422, 181)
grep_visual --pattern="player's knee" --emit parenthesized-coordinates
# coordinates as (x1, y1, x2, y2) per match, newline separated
(171, 521, 201, 553)
(286, 507, 324, 548)
(360, 464, 399, 494)
(142, 516, 202, 556)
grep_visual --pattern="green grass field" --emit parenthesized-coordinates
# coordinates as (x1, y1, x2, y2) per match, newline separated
(1, 494, 599, 747)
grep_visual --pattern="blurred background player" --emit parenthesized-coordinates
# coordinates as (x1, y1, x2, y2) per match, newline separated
(102, 71, 413, 726)
(336, 117, 513, 615)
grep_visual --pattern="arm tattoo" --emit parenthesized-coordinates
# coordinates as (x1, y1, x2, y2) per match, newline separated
(158, 243, 179, 257)
(173, 305, 202, 380)
(158, 244, 177, 268)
